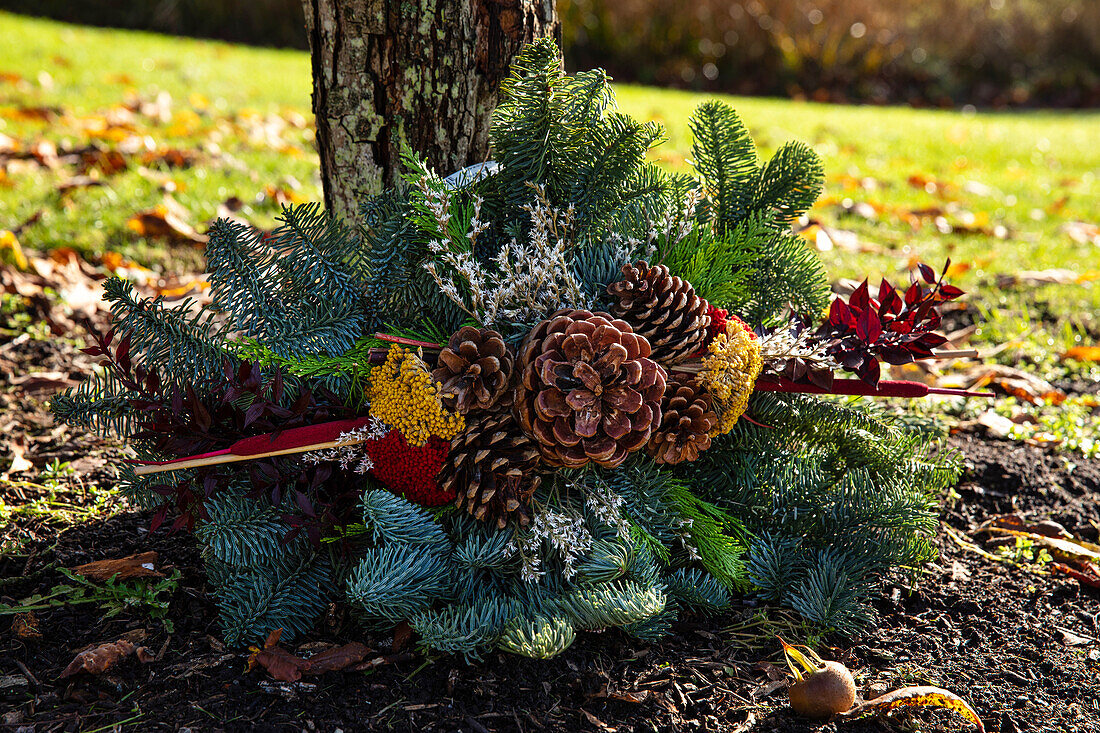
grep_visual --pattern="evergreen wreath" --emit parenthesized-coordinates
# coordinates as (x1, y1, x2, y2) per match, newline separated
(53, 40, 977, 657)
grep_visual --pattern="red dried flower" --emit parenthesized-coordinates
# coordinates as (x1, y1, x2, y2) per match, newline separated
(364, 430, 454, 507)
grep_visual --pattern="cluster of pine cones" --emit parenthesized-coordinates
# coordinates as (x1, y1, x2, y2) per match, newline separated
(432, 261, 721, 529)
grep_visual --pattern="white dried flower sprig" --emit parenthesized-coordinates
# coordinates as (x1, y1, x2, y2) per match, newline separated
(421, 183, 592, 328)
(507, 506, 594, 583)
(580, 477, 631, 541)
(759, 327, 840, 372)
(301, 418, 388, 474)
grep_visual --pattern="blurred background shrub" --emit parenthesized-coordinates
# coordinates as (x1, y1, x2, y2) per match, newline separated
(3, 0, 1098, 106)
(561, 0, 1100, 107)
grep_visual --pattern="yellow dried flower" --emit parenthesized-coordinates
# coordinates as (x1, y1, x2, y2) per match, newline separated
(698, 319, 762, 436)
(367, 345, 464, 446)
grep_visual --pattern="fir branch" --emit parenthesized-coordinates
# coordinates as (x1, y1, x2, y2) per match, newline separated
(498, 612, 576, 659)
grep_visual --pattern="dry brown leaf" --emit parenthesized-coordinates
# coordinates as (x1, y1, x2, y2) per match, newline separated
(1052, 562, 1100, 588)
(248, 629, 307, 682)
(247, 628, 373, 682)
(70, 551, 163, 581)
(79, 148, 127, 176)
(391, 620, 413, 653)
(59, 639, 154, 678)
(838, 686, 984, 731)
(11, 611, 41, 640)
(957, 364, 1065, 405)
(300, 642, 372, 675)
(127, 203, 208, 244)
(8, 371, 76, 393)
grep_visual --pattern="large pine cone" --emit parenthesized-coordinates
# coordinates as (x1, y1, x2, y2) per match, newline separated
(441, 408, 541, 529)
(607, 261, 711, 366)
(514, 309, 666, 469)
(646, 376, 718, 465)
(432, 326, 514, 414)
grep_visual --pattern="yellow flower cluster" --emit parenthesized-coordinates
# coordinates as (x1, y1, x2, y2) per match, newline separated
(367, 345, 464, 446)
(698, 320, 763, 436)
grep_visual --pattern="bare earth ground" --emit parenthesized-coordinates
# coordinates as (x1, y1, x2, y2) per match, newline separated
(1, 334, 1099, 733)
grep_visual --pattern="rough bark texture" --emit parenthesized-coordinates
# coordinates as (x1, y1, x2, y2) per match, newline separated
(302, 0, 559, 222)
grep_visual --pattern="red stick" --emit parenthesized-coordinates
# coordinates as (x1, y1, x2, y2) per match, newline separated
(755, 377, 993, 399)
(130, 416, 376, 475)
(373, 333, 443, 350)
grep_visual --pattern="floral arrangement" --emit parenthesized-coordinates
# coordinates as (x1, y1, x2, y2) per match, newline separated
(53, 40, 978, 657)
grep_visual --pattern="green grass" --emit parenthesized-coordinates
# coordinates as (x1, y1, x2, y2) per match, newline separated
(2, 11, 1098, 358)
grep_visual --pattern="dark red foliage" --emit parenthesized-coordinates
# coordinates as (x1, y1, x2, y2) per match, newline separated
(811, 261, 963, 386)
(82, 322, 362, 543)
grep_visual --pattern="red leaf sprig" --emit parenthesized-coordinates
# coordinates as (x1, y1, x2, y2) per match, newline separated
(813, 260, 964, 386)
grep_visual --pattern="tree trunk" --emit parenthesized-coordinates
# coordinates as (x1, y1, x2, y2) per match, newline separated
(301, 0, 559, 222)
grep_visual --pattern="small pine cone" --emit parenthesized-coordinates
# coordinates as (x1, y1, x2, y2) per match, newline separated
(646, 377, 718, 465)
(441, 408, 541, 529)
(514, 309, 666, 469)
(432, 326, 514, 414)
(607, 261, 711, 366)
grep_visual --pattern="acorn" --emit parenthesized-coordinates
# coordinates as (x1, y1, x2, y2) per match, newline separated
(779, 637, 856, 719)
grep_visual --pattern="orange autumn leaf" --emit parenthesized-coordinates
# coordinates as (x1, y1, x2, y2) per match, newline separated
(70, 551, 163, 581)
(839, 686, 984, 732)
(945, 261, 971, 278)
(0, 229, 29, 270)
(1062, 345, 1100, 362)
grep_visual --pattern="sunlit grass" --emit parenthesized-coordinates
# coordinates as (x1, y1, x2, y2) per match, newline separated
(2, 11, 1097, 356)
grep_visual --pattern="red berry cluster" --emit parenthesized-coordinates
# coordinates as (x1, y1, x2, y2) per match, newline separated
(364, 430, 454, 506)
(695, 303, 757, 356)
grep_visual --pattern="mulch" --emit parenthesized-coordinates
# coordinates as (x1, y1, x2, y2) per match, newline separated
(2, 339, 1099, 733)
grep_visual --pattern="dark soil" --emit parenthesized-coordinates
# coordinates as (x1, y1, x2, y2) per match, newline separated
(2, 339, 1099, 733)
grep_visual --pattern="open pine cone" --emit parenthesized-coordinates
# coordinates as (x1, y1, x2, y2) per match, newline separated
(441, 407, 541, 528)
(646, 376, 718, 465)
(514, 309, 667, 469)
(432, 326, 514, 414)
(607, 261, 711, 366)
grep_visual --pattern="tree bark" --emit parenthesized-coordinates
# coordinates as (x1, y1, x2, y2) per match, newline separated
(301, 0, 559, 222)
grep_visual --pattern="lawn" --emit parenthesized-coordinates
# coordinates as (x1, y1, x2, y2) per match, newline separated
(2, 10, 1098, 355)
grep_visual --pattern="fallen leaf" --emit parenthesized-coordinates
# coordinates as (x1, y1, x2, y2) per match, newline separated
(8, 371, 76, 393)
(950, 560, 971, 582)
(994, 269, 1088, 287)
(391, 620, 412, 652)
(248, 628, 373, 682)
(1062, 221, 1100, 246)
(838, 686, 984, 732)
(581, 709, 616, 731)
(155, 278, 209, 299)
(1062, 345, 1100, 362)
(3, 439, 33, 475)
(1056, 627, 1094, 646)
(12, 611, 41, 640)
(70, 551, 163, 581)
(1052, 562, 1100, 588)
(299, 642, 372, 675)
(248, 629, 307, 682)
(957, 364, 1064, 405)
(0, 229, 28, 270)
(976, 410, 1014, 438)
(59, 639, 154, 678)
(126, 202, 207, 244)
(984, 514, 1073, 540)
